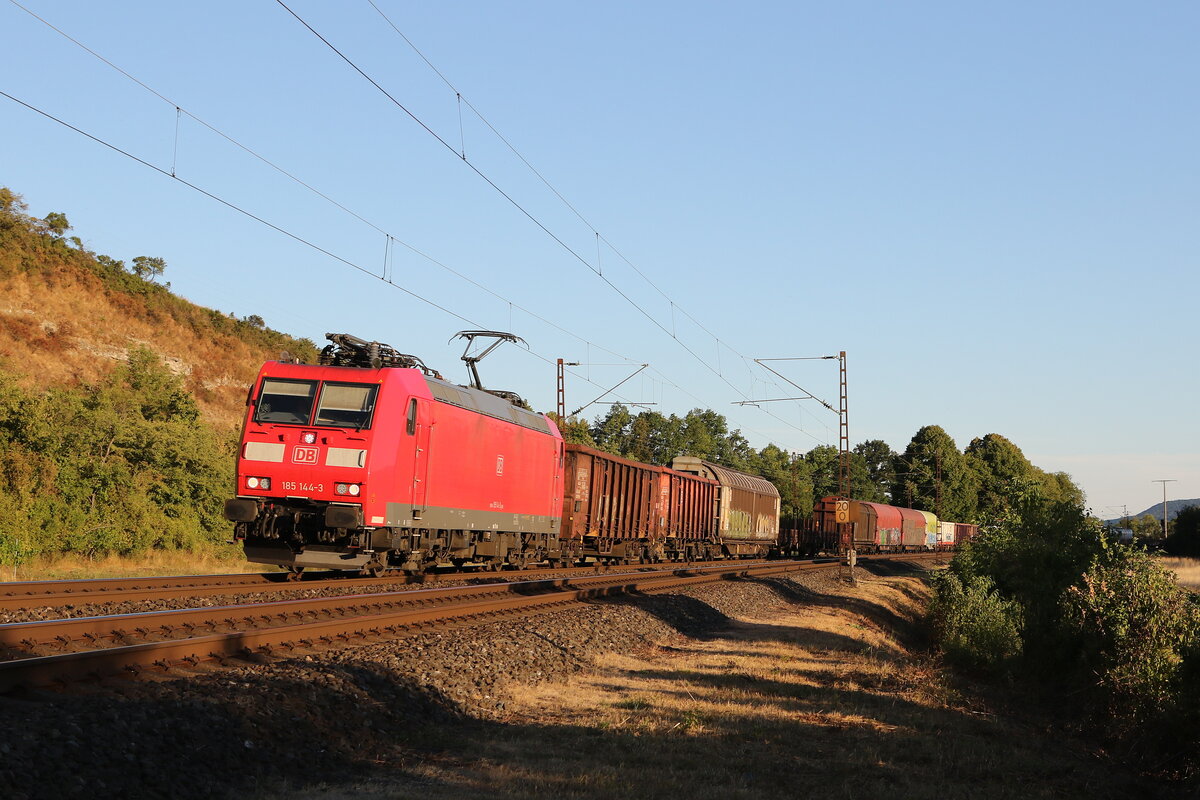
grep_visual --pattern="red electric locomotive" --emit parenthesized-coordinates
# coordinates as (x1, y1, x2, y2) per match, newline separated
(224, 333, 564, 576)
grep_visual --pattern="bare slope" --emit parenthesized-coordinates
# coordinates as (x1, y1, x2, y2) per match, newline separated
(0, 188, 316, 429)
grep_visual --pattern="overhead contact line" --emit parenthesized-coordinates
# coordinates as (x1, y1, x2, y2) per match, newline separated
(277, 2, 825, 443)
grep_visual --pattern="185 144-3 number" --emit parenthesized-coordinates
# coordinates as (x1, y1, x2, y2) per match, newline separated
(281, 481, 324, 494)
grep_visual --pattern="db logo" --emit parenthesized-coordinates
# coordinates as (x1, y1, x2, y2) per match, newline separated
(292, 446, 320, 465)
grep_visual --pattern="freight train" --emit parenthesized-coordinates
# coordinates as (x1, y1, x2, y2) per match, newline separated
(223, 333, 969, 576)
(800, 497, 977, 556)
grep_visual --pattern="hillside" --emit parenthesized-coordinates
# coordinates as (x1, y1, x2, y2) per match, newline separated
(0, 187, 317, 428)
(1137, 499, 1200, 522)
(0, 188, 324, 566)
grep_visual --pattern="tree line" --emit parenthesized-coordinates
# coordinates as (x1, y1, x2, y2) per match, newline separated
(556, 404, 1084, 525)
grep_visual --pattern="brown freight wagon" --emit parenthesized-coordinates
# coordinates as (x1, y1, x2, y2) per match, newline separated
(954, 522, 979, 546)
(781, 496, 852, 557)
(561, 445, 721, 562)
(658, 466, 720, 559)
(561, 444, 661, 561)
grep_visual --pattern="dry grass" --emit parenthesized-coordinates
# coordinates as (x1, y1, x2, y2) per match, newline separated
(0, 270, 275, 429)
(0, 548, 260, 582)
(278, 570, 1154, 800)
(1157, 556, 1200, 590)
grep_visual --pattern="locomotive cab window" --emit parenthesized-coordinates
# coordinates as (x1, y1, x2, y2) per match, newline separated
(315, 383, 378, 429)
(406, 398, 417, 435)
(254, 379, 317, 424)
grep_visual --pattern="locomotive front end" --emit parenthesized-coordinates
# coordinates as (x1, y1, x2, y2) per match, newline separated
(224, 365, 386, 573)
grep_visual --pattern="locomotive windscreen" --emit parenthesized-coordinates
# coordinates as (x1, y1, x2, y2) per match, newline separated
(314, 383, 378, 429)
(254, 379, 379, 429)
(255, 379, 317, 424)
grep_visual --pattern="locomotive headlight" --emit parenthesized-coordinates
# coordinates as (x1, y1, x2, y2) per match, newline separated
(301, 431, 317, 444)
(348, 484, 361, 496)
(246, 476, 271, 490)
(335, 483, 348, 495)
(246, 477, 260, 489)
(260, 477, 271, 490)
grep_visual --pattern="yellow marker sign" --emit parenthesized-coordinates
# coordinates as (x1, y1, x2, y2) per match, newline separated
(835, 500, 850, 523)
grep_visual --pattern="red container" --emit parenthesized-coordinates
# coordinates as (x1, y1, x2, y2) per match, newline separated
(854, 501, 903, 547)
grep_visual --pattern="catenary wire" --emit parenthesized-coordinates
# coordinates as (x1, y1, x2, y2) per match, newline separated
(0, 88, 656, 407)
(2, 2, 830, 448)
(360, 0, 825, 429)
(275, 1, 828, 443)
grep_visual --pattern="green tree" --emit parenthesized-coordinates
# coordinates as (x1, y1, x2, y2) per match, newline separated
(803, 444, 840, 502)
(758, 444, 814, 520)
(851, 439, 895, 502)
(43, 212, 71, 238)
(1164, 505, 1200, 556)
(891, 425, 978, 519)
(678, 408, 727, 463)
(966, 433, 1037, 521)
(550, 414, 595, 448)
(1131, 513, 1163, 543)
(131, 255, 166, 282)
(1035, 469, 1085, 507)
(590, 403, 633, 455)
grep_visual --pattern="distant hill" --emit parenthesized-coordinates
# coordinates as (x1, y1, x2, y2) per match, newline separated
(1134, 499, 1200, 523)
(0, 187, 318, 428)
(1105, 499, 1200, 525)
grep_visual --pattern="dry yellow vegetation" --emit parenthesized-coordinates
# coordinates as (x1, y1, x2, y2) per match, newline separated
(0, 549, 266, 582)
(0, 269, 280, 429)
(1158, 556, 1200, 590)
(281, 569, 1155, 800)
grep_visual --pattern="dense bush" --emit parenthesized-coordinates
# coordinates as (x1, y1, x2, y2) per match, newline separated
(931, 488, 1200, 772)
(0, 349, 235, 565)
(1064, 550, 1200, 726)
(928, 571, 1023, 672)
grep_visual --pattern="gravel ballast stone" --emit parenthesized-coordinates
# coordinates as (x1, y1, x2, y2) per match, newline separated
(0, 566, 872, 799)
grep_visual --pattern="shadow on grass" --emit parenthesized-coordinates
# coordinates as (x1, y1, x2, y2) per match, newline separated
(3, 568, 1182, 800)
(737, 574, 929, 650)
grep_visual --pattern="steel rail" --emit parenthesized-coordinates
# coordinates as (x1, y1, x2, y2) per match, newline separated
(0, 559, 782, 611)
(0, 555, 942, 692)
(0, 561, 859, 690)
(0, 571, 659, 656)
(0, 562, 803, 656)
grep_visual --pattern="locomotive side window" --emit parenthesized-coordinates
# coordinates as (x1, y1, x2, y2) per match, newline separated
(315, 383, 379, 429)
(254, 379, 317, 424)
(406, 398, 417, 435)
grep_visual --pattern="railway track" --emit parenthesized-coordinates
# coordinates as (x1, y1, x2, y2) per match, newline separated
(0, 558, 792, 611)
(0, 554, 942, 692)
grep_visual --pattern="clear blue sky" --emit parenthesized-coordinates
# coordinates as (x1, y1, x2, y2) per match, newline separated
(2, 0, 1197, 517)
